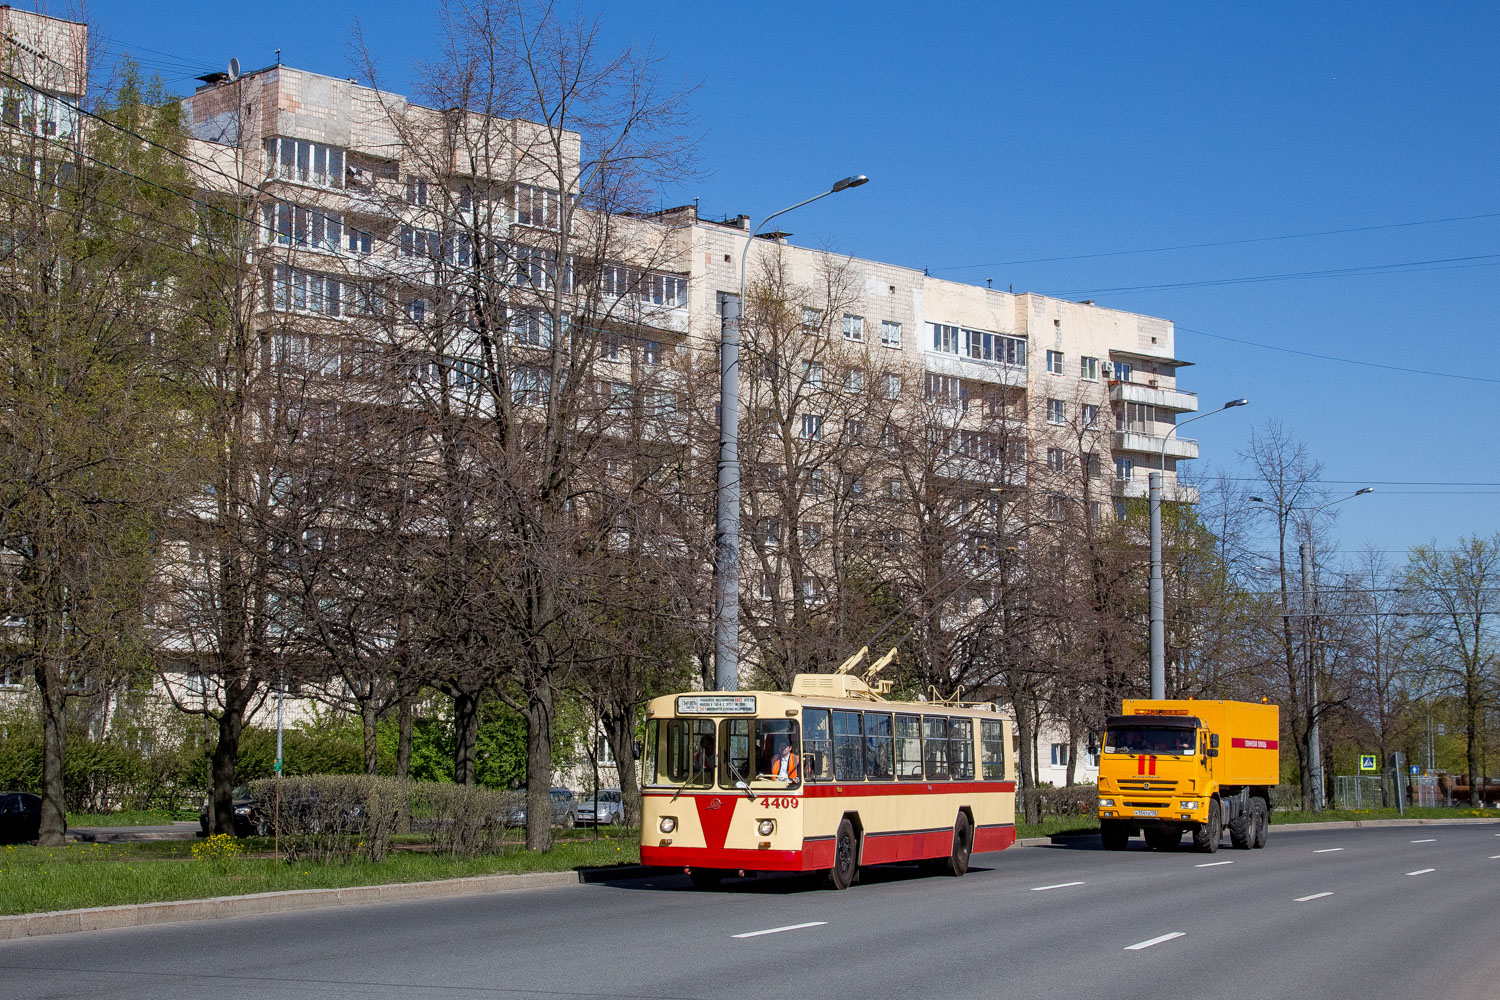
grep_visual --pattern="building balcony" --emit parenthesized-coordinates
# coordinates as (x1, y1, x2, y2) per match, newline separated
(1115, 477, 1200, 503)
(923, 351, 1027, 388)
(1108, 381, 1198, 413)
(1113, 430, 1199, 461)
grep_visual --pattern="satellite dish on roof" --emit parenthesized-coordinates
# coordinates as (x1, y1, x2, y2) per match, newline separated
(227, 57, 241, 82)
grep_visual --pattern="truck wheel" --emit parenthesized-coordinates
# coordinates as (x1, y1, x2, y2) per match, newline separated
(1229, 806, 1253, 849)
(1192, 799, 1222, 853)
(825, 818, 858, 890)
(1100, 820, 1130, 851)
(1250, 798, 1269, 849)
(943, 813, 973, 877)
(1144, 828, 1180, 851)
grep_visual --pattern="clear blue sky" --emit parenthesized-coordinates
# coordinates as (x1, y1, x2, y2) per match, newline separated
(74, 0, 1499, 566)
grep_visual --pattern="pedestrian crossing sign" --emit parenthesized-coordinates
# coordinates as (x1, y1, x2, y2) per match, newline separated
(1359, 754, 1377, 771)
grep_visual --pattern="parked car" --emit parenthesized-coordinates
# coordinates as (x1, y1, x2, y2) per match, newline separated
(198, 785, 267, 838)
(0, 791, 43, 844)
(575, 788, 624, 826)
(506, 787, 577, 828)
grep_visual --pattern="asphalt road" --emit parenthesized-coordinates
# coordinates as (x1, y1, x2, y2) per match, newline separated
(4, 824, 1498, 1000)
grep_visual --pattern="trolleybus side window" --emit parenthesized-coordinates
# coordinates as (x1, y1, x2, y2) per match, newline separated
(832, 710, 865, 781)
(663, 718, 716, 786)
(924, 716, 950, 779)
(980, 719, 1007, 779)
(803, 708, 834, 781)
(949, 718, 975, 779)
(894, 713, 923, 779)
(864, 712, 894, 780)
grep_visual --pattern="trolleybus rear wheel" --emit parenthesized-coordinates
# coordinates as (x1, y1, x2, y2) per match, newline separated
(944, 812, 973, 876)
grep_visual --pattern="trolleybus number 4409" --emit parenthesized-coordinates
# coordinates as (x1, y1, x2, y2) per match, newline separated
(762, 796, 799, 809)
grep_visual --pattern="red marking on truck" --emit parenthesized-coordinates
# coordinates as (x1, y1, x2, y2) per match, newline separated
(1136, 755, 1158, 775)
(1231, 738, 1278, 749)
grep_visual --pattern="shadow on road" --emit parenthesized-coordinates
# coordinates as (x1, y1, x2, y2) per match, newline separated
(591, 862, 996, 894)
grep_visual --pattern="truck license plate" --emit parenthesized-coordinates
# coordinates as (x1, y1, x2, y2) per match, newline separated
(1133, 809, 1158, 817)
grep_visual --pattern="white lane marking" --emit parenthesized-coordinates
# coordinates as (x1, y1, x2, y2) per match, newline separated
(1411, 838, 1436, 843)
(1405, 868, 1435, 876)
(1195, 860, 1234, 867)
(732, 921, 826, 939)
(1489, 855, 1500, 860)
(1314, 848, 1344, 853)
(1030, 881, 1085, 891)
(1296, 892, 1334, 902)
(1125, 932, 1186, 951)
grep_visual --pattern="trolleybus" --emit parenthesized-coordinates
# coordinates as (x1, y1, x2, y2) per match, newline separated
(640, 648, 1017, 888)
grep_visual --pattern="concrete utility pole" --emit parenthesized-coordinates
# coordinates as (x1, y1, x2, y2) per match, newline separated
(1148, 399, 1247, 699)
(713, 175, 869, 691)
(1301, 540, 1322, 811)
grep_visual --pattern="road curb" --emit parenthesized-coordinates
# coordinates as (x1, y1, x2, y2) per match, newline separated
(0, 870, 580, 942)
(1269, 816, 1500, 832)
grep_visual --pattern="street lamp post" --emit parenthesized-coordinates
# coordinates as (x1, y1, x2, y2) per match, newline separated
(1148, 399, 1248, 699)
(1251, 486, 1373, 810)
(714, 175, 869, 691)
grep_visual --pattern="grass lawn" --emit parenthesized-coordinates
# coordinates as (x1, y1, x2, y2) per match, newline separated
(65, 809, 199, 828)
(1272, 805, 1498, 825)
(0, 832, 640, 916)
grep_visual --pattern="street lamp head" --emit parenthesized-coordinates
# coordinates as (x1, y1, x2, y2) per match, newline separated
(1248, 496, 1265, 504)
(1355, 487, 1374, 496)
(1223, 398, 1249, 409)
(831, 174, 870, 193)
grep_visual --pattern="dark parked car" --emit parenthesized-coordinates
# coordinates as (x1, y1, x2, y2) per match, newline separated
(198, 785, 267, 837)
(506, 787, 576, 828)
(0, 792, 42, 844)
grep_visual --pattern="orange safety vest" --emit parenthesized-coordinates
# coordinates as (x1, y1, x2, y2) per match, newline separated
(780, 751, 799, 781)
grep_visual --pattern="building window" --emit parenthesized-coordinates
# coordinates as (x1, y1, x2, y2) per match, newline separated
(1046, 447, 1065, 471)
(1082, 404, 1100, 428)
(809, 469, 824, 495)
(262, 201, 343, 251)
(842, 314, 864, 342)
(264, 137, 345, 189)
(602, 334, 622, 362)
(843, 369, 865, 394)
(1125, 402, 1156, 431)
(405, 176, 429, 206)
(882, 374, 902, 400)
(802, 360, 823, 388)
(887, 478, 902, 499)
(1084, 452, 1101, 478)
(514, 184, 560, 229)
(926, 373, 961, 404)
(1050, 743, 1071, 767)
(967, 328, 1027, 367)
(800, 523, 824, 548)
(602, 266, 687, 307)
(802, 307, 824, 335)
(1047, 398, 1065, 424)
(1080, 356, 1099, 381)
(931, 323, 961, 355)
(269, 265, 349, 317)
(1113, 361, 1132, 382)
(881, 320, 902, 348)
(1046, 350, 1063, 375)
(642, 340, 662, 366)
(1115, 456, 1134, 482)
(800, 414, 823, 440)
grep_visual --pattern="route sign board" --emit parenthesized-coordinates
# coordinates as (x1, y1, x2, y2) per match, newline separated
(1359, 754, 1377, 771)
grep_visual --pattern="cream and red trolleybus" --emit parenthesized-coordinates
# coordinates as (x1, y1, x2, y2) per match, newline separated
(639, 648, 1017, 888)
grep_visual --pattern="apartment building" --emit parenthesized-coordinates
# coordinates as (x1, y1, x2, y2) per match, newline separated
(2, 23, 1204, 773)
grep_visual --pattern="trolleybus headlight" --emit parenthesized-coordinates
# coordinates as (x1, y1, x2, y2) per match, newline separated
(757, 819, 775, 836)
(1098, 798, 1114, 808)
(1179, 800, 1199, 811)
(659, 816, 676, 834)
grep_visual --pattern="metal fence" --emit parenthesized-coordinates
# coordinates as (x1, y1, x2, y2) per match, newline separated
(1410, 775, 1442, 808)
(1333, 775, 1387, 809)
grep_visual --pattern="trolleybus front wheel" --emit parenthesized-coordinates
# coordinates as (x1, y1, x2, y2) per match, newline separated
(825, 818, 859, 890)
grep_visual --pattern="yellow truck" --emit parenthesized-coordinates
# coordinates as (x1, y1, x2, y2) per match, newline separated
(1094, 698, 1279, 853)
